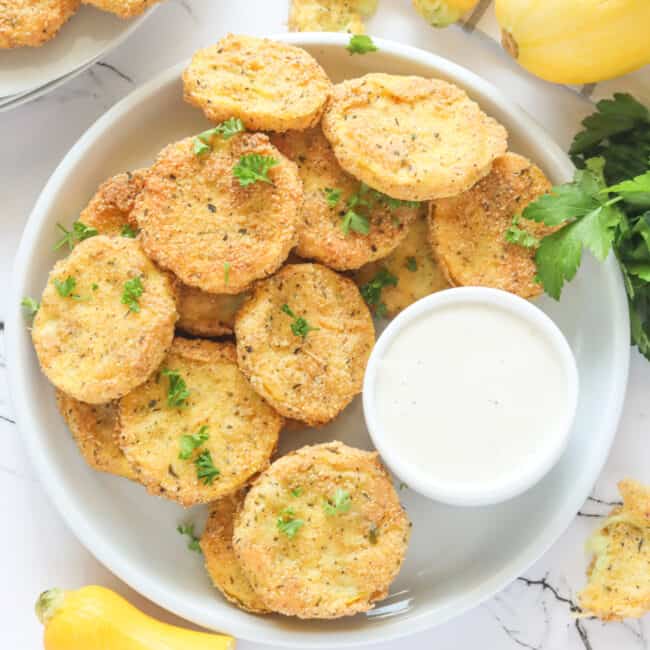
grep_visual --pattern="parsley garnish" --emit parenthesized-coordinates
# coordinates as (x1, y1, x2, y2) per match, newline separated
(323, 488, 351, 515)
(54, 221, 98, 251)
(121, 224, 139, 238)
(54, 276, 78, 298)
(281, 304, 319, 338)
(223, 262, 231, 287)
(177, 522, 202, 553)
(194, 450, 220, 485)
(233, 154, 278, 186)
(162, 368, 190, 408)
(121, 276, 143, 313)
(347, 34, 378, 55)
(505, 215, 540, 249)
(21, 296, 39, 317)
(406, 256, 418, 272)
(277, 507, 304, 538)
(360, 268, 398, 318)
(193, 118, 246, 155)
(91, 283, 99, 291)
(179, 425, 209, 460)
(324, 187, 342, 208)
(291, 487, 303, 497)
(341, 208, 370, 236)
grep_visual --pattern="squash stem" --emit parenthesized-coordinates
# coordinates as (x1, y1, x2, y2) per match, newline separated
(35, 588, 65, 625)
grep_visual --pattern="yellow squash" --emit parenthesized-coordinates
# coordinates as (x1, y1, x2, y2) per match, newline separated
(495, 0, 650, 84)
(412, 0, 480, 27)
(36, 586, 235, 650)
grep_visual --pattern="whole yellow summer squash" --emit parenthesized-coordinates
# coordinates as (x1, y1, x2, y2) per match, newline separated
(36, 586, 235, 650)
(495, 0, 650, 84)
(412, 0, 480, 27)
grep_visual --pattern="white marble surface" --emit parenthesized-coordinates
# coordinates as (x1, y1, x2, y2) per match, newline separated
(1, 2, 649, 649)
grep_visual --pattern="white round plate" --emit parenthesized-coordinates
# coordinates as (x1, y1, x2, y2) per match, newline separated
(0, 5, 157, 100)
(7, 33, 630, 648)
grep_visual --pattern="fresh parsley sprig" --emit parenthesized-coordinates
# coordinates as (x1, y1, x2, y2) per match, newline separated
(360, 268, 398, 318)
(21, 296, 39, 317)
(162, 368, 190, 409)
(323, 488, 351, 515)
(194, 117, 246, 155)
(54, 221, 98, 251)
(121, 276, 144, 313)
(233, 154, 278, 187)
(178, 426, 209, 460)
(347, 34, 378, 55)
(53, 276, 87, 301)
(194, 450, 220, 485)
(281, 304, 319, 339)
(121, 224, 139, 238)
(177, 522, 202, 553)
(277, 507, 304, 538)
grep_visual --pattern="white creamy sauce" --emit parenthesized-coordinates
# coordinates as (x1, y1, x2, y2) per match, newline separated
(374, 303, 571, 485)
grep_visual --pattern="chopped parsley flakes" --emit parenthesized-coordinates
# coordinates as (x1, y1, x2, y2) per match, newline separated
(360, 268, 398, 318)
(193, 117, 246, 155)
(120, 224, 139, 238)
(21, 296, 39, 317)
(324, 187, 342, 208)
(505, 215, 539, 249)
(121, 276, 143, 313)
(323, 488, 352, 515)
(178, 426, 209, 460)
(233, 153, 278, 186)
(54, 276, 78, 298)
(347, 34, 378, 55)
(277, 507, 304, 538)
(54, 221, 98, 251)
(162, 368, 190, 408)
(177, 522, 202, 553)
(194, 450, 220, 485)
(281, 303, 319, 338)
(406, 256, 418, 272)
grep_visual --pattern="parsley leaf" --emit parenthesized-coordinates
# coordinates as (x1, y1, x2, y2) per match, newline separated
(179, 425, 209, 460)
(54, 221, 98, 251)
(120, 224, 139, 238)
(194, 450, 220, 485)
(360, 268, 398, 317)
(505, 216, 540, 248)
(291, 487, 303, 497)
(193, 118, 246, 155)
(347, 34, 378, 55)
(324, 187, 342, 207)
(177, 522, 202, 553)
(162, 368, 190, 408)
(406, 256, 418, 272)
(323, 488, 351, 515)
(276, 507, 304, 538)
(21, 296, 39, 317)
(233, 154, 278, 186)
(341, 209, 370, 235)
(121, 276, 143, 313)
(281, 303, 319, 338)
(54, 276, 77, 298)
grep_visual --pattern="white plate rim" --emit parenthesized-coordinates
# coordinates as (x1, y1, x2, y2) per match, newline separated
(6, 32, 630, 647)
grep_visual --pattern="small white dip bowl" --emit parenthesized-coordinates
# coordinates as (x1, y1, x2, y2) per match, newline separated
(363, 287, 579, 507)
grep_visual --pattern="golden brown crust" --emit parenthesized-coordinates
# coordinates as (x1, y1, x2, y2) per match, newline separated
(0, 0, 79, 48)
(322, 73, 508, 201)
(55, 390, 137, 480)
(271, 128, 419, 270)
(429, 152, 553, 299)
(578, 479, 650, 621)
(79, 170, 146, 236)
(132, 133, 302, 295)
(182, 34, 332, 133)
(288, 0, 377, 33)
(354, 213, 449, 317)
(81, 0, 159, 18)
(234, 441, 411, 618)
(200, 492, 270, 614)
(118, 338, 283, 507)
(32, 236, 177, 404)
(234, 264, 375, 426)
(177, 284, 248, 338)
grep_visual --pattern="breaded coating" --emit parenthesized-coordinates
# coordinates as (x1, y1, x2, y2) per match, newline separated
(429, 152, 552, 299)
(271, 128, 419, 270)
(32, 236, 177, 404)
(81, 0, 159, 18)
(56, 390, 137, 481)
(200, 491, 270, 614)
(579, 480, 650, 621)
(235, 264, 375, 426)
(322, 73, 508, 201)
(288, 0, 377, 34)
(0, 0, 79, 49)
(118, 338, 282, 507)
(79, 170, 146, 237)
(355, 214, 449, 317)
(182, 34, 332, 133)
(133, 133, 302, 295)
(177, 284, 248, 338)
(234, 441, 411, 619)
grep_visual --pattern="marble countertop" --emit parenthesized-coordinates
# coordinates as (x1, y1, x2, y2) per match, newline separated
(1, 2, 648, 648)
